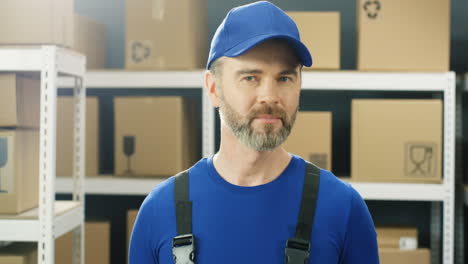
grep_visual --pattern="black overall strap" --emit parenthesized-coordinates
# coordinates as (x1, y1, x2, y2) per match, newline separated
(285, 161, 321, 264)
(173, 170, 195, 264)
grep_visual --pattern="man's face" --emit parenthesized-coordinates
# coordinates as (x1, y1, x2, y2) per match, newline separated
(215, 39, 302, 151)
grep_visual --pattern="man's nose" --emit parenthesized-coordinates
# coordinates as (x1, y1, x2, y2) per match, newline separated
(257, 79, 279, 105)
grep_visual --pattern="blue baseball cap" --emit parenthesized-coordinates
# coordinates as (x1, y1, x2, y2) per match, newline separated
(207, 1, 312, 69)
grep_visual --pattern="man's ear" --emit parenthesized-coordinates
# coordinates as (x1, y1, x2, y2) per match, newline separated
(205, 70, 220, 108)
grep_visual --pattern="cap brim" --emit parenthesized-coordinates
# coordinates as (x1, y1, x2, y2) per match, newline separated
(223, 34, 313, 67)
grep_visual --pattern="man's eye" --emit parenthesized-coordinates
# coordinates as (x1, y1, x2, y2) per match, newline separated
(279, 76, 291, 82)
(244, 76, 256, 81)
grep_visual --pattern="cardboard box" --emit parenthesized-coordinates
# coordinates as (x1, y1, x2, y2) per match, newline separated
(351, 99, 442, 183)
(0, 130, 39, 214)
(286, 12, 340, 70)
(56, 97, 99, 177)
(114, 97, 199, 177)
(55, 221, 110, 264)
(0, 243, 37, 264)
(0, 74, 40, 128)
(282, 112, 332, 170)
(125, 0, 208, 70)
(0, 0, 74, 47)
(357, 0, 450, 71)
(379, 248, 430, 264)
(74, 15, 107, 69)
(376, 226, 418, 249)
(127, 210, 138, 257)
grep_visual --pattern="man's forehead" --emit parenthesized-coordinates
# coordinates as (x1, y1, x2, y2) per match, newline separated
(223, 40, 301, 71)
(243, 39, 300, 61)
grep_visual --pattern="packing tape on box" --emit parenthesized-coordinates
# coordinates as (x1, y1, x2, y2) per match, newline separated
(152, 0, 167, 20)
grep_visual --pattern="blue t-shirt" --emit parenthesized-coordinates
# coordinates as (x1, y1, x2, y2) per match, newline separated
(129, 155, 379, 263)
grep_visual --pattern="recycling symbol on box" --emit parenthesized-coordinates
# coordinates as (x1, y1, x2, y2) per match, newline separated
(363, 0, 381, 19)
(131, 41, 151, 64)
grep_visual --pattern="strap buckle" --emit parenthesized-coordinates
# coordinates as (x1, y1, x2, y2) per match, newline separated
(285, 238, 310, 264)
(172, 234, 196, 264)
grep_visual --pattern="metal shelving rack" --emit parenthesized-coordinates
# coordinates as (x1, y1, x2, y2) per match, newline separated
(57, 70, 455, 264)
(0, 46, 86, 264)
(465, 74, 468, 208)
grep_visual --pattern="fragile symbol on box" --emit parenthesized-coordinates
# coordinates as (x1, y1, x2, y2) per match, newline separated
(131, 41, 152, 64)
(309, 153, 328, 170)
(404, 143, 437, 178)
(363, 0, 381, 19)
(123, 135, 136, 176)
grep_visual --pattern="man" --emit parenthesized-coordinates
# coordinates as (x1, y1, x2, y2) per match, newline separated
(129, 1, 379, 263)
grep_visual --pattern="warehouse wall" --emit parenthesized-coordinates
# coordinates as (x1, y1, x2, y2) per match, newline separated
(75, 0, 468, 72)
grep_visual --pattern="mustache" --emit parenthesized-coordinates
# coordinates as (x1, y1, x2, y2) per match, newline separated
(247, 105, 287, 124)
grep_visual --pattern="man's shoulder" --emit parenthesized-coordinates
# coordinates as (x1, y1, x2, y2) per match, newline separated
(141, 176, 176, 214)
(316, 167, 362, 204)
(144, 158, 209, 208)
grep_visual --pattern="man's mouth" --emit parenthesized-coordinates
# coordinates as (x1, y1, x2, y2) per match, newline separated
(254, 115, 282, 124)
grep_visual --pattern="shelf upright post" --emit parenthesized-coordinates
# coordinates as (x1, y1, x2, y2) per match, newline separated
(71, 74, 86, 264)
(431, 202, 442, 264)
(202, 80, 215, 157)
(38, 46, 59, 264)
(442, 72, 456, 264)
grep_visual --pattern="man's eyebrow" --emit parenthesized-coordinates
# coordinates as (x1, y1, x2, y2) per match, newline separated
(279, 69, 298, 76)
(235, 69, 263, 76)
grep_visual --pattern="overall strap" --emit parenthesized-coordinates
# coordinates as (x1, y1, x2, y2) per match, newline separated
(285, 161, 321, 264)
(173, 170, 195, 264)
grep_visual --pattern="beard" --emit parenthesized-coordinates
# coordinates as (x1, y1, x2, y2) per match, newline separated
(218, 94, 297, 152)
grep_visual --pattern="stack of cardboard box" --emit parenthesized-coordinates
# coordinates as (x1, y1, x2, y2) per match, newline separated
(0, 243, 37, 263)
(286, 12, 341, 70)
(125, 0, 208, 70)
(282, 112, 333, 171)
(351, 99, 442, 183)
(376, 226, 431, 264)
(114, 97, 199, 177)
(287, 0, 450, 71)
(55, 221, 110, 264)
(357, 0, 450, 71)
(0, 0, 107, 69)
(127, 209, 138, 260)
(56, 96, 100, 177)
(118, 0, 208, 178)
(0, 222, 110, 264)
(0, 74, 40, 215)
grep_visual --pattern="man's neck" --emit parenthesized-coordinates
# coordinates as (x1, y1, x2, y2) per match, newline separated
(213, 126, 292, 187)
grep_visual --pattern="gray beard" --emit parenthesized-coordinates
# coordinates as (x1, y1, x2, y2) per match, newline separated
(218, 96, 297, 152)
